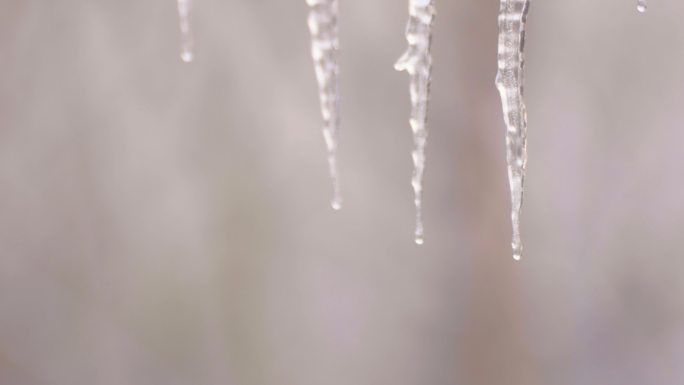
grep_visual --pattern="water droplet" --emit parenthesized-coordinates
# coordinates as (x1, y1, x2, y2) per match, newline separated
(637, 1, 647, 13)
(415, 236, 425, 245)
(181, 51, 194, 63)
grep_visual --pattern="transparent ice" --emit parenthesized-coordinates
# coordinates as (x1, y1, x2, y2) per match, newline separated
(395, 0, 436, 245)
(177, 0, 194, 62)
(306, 0, 342, 210)
(637, 0, 647, 13)
(495, 0, 530, 261)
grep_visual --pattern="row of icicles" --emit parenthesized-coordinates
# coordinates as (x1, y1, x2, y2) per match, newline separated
(176, 0, 648, 260)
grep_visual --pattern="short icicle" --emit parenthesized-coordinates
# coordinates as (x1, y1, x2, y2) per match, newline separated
(637, 0, 647, 13)
(495, 0, 530, 261)
(177, 0, 194, 62)
(395, 0, 436, 245)
(306, 0, 342, 210)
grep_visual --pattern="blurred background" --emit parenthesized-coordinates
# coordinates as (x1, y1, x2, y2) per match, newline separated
(2, 0, 684, 384)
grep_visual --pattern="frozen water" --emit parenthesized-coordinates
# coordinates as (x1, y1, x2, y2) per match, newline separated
(395, 0, 436, 245)
(495, 0, 530, 261)
(637, 0, 647, 13)
(177, 0, 194, 62)
(306, 0, 342, 210)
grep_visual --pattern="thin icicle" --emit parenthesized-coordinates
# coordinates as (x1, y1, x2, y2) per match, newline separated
(637, 0, 647, 13)
(177, 0, 194, 62)
(395, 0, 435, 245)
(306, 0, 342, 210)
(496, 0, 530, 261)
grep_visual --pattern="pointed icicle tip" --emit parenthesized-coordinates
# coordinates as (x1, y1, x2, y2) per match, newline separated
(181, 51, 194, 63)
(415, 222, 425, 245)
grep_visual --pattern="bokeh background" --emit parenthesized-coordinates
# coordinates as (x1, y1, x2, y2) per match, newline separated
(2, 0, 684, 384)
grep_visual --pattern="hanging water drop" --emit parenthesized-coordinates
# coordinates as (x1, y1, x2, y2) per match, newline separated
(177, 0, 194, 62)
(306, 0, 342, 210)
(495, 0, 530, 261)
(395, 0, 436, 245)
(637, 0, 647, 13)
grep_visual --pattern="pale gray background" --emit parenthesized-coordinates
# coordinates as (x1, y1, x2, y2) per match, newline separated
(1, 1, 684, 384)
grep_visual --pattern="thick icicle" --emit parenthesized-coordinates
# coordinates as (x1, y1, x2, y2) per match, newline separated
(637, 0, 647, 13)
(306, 0, 342, 210)
(395, 0, 436, 245)
(496, 0, 530, 261)
(177, 0, 194, 62)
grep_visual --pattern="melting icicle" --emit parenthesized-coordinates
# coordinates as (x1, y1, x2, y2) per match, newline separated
(306, 0, 342, 210)
(637, 0, 647, 13)
(496, 0, 530, 261)
(395, 0, 436, 245)
(177, 0, 194, 63)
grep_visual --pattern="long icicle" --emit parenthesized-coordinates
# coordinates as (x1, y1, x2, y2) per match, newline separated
(177, 0, 194, 62)
(496, 0, 530, 261)
(395, 0, 436, 245)
(306, 0, 342, 210)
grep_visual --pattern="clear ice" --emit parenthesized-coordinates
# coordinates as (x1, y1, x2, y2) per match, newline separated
(395, 0, 436, 245)
(306, 0, 342, 210)
(495, 0, 530, 261)
(177, 0, 194, 62)
(637, 0, 647, 13)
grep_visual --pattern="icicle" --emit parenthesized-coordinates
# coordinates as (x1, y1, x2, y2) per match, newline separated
(395, 0, 436, 246)
(496, 0, 530, 261)
(177, 0, 194, 63)
(306, 0, 342, 210)
(637, 0, 647, 13)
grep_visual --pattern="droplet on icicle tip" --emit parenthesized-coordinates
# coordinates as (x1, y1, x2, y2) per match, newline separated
(330, 174, 342, 211)
(637, 0, 647, 13)
(512, 240, 522, 261)
(181, 51, 194, 63)
(414, 226, 425, 245)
